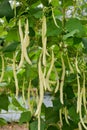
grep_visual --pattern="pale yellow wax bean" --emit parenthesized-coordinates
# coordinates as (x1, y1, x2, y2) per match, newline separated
(35, 54, 44, 116)
(77, 74, 81, 113)
(0, 54, 4, 82)
(42, 15, 47, 66)
(60, 53, 65, 104)
(13, 54, 19, 98)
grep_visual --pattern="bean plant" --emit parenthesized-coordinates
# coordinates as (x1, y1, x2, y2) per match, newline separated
(0, 0, 87, 130)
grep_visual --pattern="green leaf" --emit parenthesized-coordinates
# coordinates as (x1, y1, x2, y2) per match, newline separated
(0, 0, 5, 3)
(64, 85, 75, 99)
(82, 38, 87, 53)
(0, 38, 4, 47)
(30, 8, 42, 19)
(51, 0, 60, 7)
(3, 42, 19, 52)
(0, 118, 7, 126)
(0, 94, 9, 111)
(41, 103, 46, 114)
(68, 106, 79, 123)
(63, 30, 79, 40)
(25, 64, 38, 80)
(29, 27, 35, 37)
(0, 26, 7, 37)
(62, 120, 78, 130)
(45, 107, 59, 124)
(65, 18, 85, 37)
(61, 0, 73, 7)
(31, 77, 39, 87)
(65, 74, 76, 83)
(47, 19, 62, 36)
(6, 28, 20, 42)
(47, 125, 58, 130)
(12, 97, 25, 111)
(30, 119, 45, 130)
(4, 66, 13, 81)
(19, 111, 31, 124)
(0, 0, 14, 19)
(41, 0, 49, 6)
(27, 0, 40, 6)
(73, 37, 82, 44)
(52, 96, 62, 111)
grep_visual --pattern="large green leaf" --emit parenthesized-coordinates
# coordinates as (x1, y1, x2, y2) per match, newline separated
(3, 41, 19, 52)
(47, 19, 62, 36)
(52, 96, 62, 111)
(6, 27, 20, 42)
(0, 94, 10, 111)
(12, 97, 25, 111)
(45, 107, 59, 124)
(68, 106, 80, 123)
(62, 120, 78, 130)
(19, 111, 31, 124)
(65, 18, 85, 37)
(0, 118, 7, 126)
(0, 0, 14, 19)
(29, 7, 42, 19)
(64, 85, 75, 99)
(30, 119, 45, 130)
(63, 30, 79, 40)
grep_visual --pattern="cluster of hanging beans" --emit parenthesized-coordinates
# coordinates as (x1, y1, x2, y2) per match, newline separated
(0, 10, 87, 130)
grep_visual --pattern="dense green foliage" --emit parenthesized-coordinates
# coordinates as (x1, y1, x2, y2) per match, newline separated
(0, 0, 87, 129)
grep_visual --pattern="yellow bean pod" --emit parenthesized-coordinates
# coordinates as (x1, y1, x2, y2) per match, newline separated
(67, 54, 74, 73)
(59, 108, 63, 127)
(0, 54, 4, 82)
(46, 50, 54, 91)
(82, 72, 86, 112)
(76, 74, 81, 113)
(64, 107, 69, 125)
(42, 15, 47, 66)
(35, 54, 44, 116)
(17, 19, 32, 70)
(79, 90, 87, 129)
(60, 53, 65, 104)
(12, 53, 19, 98)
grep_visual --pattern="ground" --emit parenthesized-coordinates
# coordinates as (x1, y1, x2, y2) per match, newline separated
(0, 123, 28, 130)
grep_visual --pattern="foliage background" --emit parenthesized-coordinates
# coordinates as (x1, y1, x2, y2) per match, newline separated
(0, 0, 87, 130)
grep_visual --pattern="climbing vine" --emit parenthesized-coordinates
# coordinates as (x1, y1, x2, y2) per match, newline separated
(0, 0, 87, 130)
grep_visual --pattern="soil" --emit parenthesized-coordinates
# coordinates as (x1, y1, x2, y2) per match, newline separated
(0, 123, 28, 130)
